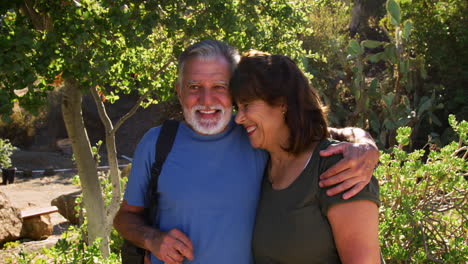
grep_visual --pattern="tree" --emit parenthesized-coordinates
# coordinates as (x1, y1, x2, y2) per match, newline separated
(0, 0, 309, 256)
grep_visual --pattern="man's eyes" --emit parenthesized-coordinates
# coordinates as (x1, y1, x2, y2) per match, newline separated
(214, 85, 228, 90)
(187, 85, 227, 90)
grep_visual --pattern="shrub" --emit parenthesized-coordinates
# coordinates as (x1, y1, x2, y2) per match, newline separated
(377, 115, 467, 263)
(0, 138, 15, 169)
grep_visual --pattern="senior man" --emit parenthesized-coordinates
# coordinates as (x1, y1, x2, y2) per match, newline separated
(114, 40, 380, 264)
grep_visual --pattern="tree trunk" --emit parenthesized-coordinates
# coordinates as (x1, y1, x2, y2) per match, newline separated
(61, 79, 110, 256)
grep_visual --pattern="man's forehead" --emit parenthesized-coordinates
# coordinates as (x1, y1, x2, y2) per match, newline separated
(185, 79, 229, 85)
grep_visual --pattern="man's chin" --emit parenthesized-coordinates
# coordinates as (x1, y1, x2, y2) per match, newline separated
(190, 117, 231, 135)
(194, 122, 223, 135)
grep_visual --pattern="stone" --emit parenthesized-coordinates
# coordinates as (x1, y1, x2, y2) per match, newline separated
(51, 191, 82, 225)
(56, 138, 73, 154)
(21, 214, 53, 240)
(0, 192, 22, 245)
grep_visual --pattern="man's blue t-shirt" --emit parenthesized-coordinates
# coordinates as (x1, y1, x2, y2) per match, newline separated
(124, 118, 268, 264)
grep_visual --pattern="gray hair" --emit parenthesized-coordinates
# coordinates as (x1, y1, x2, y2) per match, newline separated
(177, 40, 240, 85)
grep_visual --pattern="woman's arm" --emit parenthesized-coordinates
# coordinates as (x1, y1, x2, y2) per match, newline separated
(327, 200, 381, 264)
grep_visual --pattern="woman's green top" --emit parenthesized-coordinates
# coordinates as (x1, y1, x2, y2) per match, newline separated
(252, 139, 380, 264)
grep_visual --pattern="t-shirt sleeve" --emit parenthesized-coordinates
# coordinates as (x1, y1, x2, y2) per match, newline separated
(123, 127, 161, 207)
(317, 151, 381, 215)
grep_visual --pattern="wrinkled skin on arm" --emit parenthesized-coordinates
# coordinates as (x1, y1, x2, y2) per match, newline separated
(113, 200, 194, 264)
(320, 127, 380, 199)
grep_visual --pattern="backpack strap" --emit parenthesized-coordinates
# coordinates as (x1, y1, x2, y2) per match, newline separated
(146, 119, 179, 226)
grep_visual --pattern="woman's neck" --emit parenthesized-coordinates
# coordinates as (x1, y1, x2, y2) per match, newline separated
(267, 143, 317, 190)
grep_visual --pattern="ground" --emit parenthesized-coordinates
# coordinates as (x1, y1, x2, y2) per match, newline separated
(0, 150, 82, 262)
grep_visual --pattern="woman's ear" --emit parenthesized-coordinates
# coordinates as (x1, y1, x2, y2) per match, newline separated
(280, 100, 287, 114)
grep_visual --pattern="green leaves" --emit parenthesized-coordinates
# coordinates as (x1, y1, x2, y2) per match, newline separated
(396, 126, 411, 147)
(377, 115, 467, 263)
(361, 40, 384, 49)
(449, 114, 468, 145)
(346, 39, 363, 57)
(382, 92, 395, 107)
(0, 138, 16, 168)
(402, 20, 412, 39)
(386, 0, 401, 25)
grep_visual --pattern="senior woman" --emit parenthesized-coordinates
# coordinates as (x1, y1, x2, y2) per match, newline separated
(230, 51, 382, 264)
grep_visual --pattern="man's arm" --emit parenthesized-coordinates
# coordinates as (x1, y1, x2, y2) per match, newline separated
(113, 200, 194, 264)
(320, 127, 380, 199)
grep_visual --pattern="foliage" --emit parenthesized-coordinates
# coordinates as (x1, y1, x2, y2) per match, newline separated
(0, 103, 40, 147)
(0, 0, 310, 118)
(3, 227, 121, 264)
(302, 0, 466, 149)
(0, 138, 15, 168)
(72, 161, 129, 254)
(301, 0, 353, 124)
(399, 0, 468, 128)
(377, 115, 467, 263)
(330, 0, 447, 149)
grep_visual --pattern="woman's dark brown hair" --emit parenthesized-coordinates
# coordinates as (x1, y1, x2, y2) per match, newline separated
(230, 50, 329, 155)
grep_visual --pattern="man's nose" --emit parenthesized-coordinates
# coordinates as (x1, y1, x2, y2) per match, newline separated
(200, 89, 214, 106)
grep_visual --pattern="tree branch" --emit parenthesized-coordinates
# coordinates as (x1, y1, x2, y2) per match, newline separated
(90, 86, 121, 226)
(111, 57, 175, 134)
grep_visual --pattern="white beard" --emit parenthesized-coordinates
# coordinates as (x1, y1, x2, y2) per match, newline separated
(183, 104, 232, 135)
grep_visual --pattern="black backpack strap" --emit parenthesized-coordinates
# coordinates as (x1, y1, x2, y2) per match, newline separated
(121, 120, 179, 264)
(146, 119, 179, 226)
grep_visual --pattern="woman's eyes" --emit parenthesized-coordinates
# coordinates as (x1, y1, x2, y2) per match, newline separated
(237, 103, 249, 110)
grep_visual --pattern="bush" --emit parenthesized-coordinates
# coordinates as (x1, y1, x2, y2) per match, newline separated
(377, 115, 467, 263)
(0, 138, 15, 169)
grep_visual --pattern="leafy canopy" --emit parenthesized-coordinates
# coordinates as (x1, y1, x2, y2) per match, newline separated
(0, 0, 310, 120)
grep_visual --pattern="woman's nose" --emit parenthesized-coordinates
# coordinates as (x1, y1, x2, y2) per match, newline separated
(235, 109, 245, 124)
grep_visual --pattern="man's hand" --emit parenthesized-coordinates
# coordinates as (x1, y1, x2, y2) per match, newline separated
(319, 142, 379, 199)
(148, 228, 194, 264)
(113, 200, 194, 264)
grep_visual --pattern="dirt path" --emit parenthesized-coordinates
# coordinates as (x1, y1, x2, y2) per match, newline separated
(1, 172, 80, 211)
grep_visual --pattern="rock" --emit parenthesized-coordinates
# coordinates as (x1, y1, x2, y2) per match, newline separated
(51, 191, 82, 225)
(0, 192, 22, 245)
(21, 214, 53, 240)
(56, 138, 73, 154)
